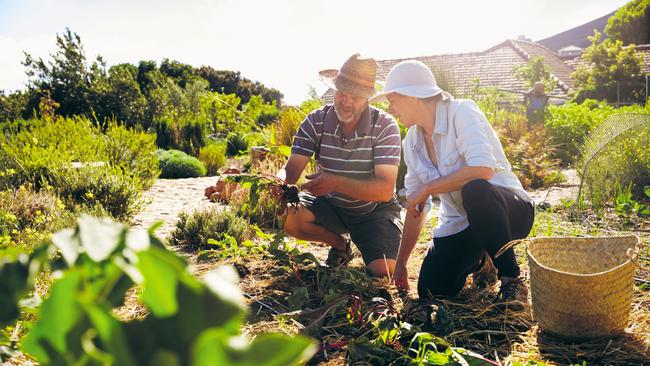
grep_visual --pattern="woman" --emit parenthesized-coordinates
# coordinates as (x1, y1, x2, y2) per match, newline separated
(370, 60, 534, 309)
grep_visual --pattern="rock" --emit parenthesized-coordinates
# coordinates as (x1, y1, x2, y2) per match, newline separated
(249, 146, 271, 168)
(205, 167, 242, 203)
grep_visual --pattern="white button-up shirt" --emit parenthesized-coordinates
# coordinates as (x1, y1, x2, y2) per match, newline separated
(403, 97, 531, 238)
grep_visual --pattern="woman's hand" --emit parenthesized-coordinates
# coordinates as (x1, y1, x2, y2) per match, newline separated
(392, 262, 410, 290)
(405, 185, 430, 218)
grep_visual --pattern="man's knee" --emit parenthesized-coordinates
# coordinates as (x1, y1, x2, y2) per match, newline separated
(366, 259, 395, 277)
(284, 206, 309, 236)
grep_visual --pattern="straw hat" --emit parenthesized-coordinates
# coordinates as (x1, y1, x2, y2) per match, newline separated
(319, 53, 377, 99)
(370, 60, 450, 103)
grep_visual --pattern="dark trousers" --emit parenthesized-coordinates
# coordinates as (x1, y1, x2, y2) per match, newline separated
(417, 179, 535, 298)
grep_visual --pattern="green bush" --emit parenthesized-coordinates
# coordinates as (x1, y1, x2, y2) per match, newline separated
(198, 141, 228, 175)
(545, 101, 650, 166)
(169, 207, 251, 251)
(583, 126, 650, 206)
(154, 114, 208, 156)
(0, 117, 156, 220)
(225, 130, 249, 156)
(0, 117, 104, 189)
(545, 101, 615, 165)
(104, 123, 160, 189)
(54, 164, 145, 220)
(158, 149, 207, 178)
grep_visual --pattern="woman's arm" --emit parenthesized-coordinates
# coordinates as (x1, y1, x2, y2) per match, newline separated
(405, 165, 493, 212)
(393, 207, 428, 290)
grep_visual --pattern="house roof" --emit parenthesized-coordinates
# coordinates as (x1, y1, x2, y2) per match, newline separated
(322, 39, 574, 104)
(536, 10, 615, 52)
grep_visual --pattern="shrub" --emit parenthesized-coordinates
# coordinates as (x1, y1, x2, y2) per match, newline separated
(495, 121, 563, 190)
(0, 117, 155, 219)
(153, 114, 208, 156)
(169, 207, 251, 251)
(545, 101, 614, 165)
(545, 101, 650, 166)
(158, 149, 207, 178)
(229, 187, 282, 229)
(54, 164, 145, 220)
(582, 126, 650, 206)
(273, 107, 305, 147)
(104, 123, 160, 189)
(198, 141, 228, 175)
(0, 186, 73, 253)
(226, 130, 249, 156)
(0, 117, 104, 189)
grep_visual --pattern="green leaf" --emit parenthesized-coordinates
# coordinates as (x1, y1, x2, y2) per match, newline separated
(192, 329, 316, 366)
(137, 247, 186, 317)
(202, 266, 245, 312)
(51, 228, 80, 266)
(277, 145, 291, 158)
(287, 286, 309, 310)
(236, 333, 316, 366)
(644, 186, 650, 198)
(22, 269, 83, 364)
(125, 228, 150, 252)
(191, 328, 230, 366)
(81, 302, 136, 366)
(0, 253, 29, 327)
(78, 215, 125, 262)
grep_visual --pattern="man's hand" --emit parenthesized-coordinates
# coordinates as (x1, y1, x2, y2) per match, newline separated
(302, 171, 340, 196)
(392, 262, 410, 290)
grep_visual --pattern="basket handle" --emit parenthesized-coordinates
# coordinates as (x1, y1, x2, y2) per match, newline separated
(627, 246, 640, 267)
(494, 238, 529, 259)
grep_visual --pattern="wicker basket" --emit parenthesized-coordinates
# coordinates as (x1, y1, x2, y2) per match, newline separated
(526, 236, 639, 339)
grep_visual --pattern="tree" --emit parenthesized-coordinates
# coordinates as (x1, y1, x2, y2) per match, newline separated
(571, 31, 643, 103)
(196, 66, 283, 106)
(105, 64, 149, 129)
(22, 28, 107, 119)
(0, 90, 29, 123)
(513, 56, 557, 91)
(605, 0, 650, 45)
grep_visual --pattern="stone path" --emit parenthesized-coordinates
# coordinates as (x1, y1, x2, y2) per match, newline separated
(130, 176, 221, 239)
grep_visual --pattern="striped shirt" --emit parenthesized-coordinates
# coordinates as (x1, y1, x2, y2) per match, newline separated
(292, 104, 401, 214)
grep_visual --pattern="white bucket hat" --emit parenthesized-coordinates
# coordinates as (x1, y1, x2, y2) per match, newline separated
(370, 60, 450, 103)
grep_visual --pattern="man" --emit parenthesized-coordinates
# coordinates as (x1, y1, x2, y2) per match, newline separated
(276, 53, 403, 277)
(525, 81, 549, 124)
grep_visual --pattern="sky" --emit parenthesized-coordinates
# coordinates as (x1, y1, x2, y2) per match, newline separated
(0, 0, 631, 105)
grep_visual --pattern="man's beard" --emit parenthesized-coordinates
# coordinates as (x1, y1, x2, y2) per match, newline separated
(334, 102, 358, 124)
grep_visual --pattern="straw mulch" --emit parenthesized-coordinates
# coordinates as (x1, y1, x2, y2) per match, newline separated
(232, 234, 650, 365)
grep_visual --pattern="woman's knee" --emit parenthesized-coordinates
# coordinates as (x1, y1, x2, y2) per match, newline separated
(461, 179, 492, 202)
(417, 276, 464, 299)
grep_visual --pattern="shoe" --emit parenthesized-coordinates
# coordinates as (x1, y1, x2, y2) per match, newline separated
(472, 253, 498, 288)
(496, 277, 528, 311)
(325, 239, 353, 268)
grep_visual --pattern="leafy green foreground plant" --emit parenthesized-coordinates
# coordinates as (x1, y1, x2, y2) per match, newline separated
(0, 215, 316, 366)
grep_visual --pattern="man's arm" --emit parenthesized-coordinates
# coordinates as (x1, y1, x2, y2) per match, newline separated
(302, 164, 398, 202)
(277, 154, 310, 185)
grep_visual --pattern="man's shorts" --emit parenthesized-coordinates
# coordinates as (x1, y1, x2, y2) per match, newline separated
(299, 192, 403, 264)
